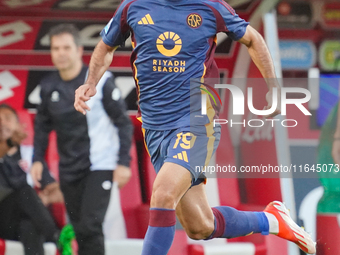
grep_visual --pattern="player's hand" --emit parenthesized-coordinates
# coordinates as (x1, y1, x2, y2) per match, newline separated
(38, 191, 50, 206)
(332, 138, 340, 165)
(264, 87, 281, 118)
(74, 84, 97, 115)
(114, 165, 132, 189)
(30, 161, 43, 188)
(38, 182, 64, 206)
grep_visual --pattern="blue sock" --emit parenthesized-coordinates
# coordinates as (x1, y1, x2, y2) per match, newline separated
(207, 207, 269, 239)
(141, 208, 176, 255)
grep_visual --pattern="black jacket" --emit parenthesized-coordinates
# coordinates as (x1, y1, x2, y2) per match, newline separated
(33, 66, 133, 182)
(0, 147, 54, 202)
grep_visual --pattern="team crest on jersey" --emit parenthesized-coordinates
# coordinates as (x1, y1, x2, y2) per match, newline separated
(51, 91, 60, 102)
(19, 159, 29, 173)
(187, 13, 202, 28)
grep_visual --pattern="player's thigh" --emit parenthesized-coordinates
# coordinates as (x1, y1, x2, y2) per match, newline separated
(17, 186, 56, 237)
(165, 125, 221, 183)
(79, 170, 113, 230)
(60, 178, 86, 224)
(0, 192, 20, 239)
(151, 162, 192, 209)
(176, 183, 214, 238)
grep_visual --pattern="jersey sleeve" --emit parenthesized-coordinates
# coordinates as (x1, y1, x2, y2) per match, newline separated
(210, 1, 249, 41)
(101, 77, 133, 167)
(33, 82, 53, 163)
(39, 162, 56, 190)
(100, 0, 132, 47)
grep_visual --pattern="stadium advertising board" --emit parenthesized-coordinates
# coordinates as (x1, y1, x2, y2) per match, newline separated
(52, 0, 120, 11)
(276, 1, 314, 29)
(279, 40, 316, 70)
(321, 2, 340, 29)
(319, 40, 340, 72)
(0, 0, 119, 12)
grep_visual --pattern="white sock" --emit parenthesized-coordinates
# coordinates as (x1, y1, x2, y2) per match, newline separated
(264, 212, 279, 234)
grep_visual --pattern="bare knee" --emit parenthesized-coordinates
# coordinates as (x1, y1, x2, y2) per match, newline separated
(150, 185, 178, 209)
(184, 220, 214, 240)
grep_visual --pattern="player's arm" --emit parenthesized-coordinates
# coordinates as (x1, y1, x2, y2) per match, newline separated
(39, 182, 64, 206)
(102, 78, 133, 188)
(238, 25, 281, 117)
(75, 0, 131, 114)
(238, 26, 276, 81)
(88, 41, 117, 88)
(74, 41, 117, 115)
(102, 78, 133, 167)
(38, 162, 64, 206)
(214, 1, 280, 117)
(31, 87, 53, 188)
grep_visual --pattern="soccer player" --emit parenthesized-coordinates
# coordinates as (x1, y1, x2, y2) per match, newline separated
(74, 1, 316, 254)
(30, 24, 133, 255)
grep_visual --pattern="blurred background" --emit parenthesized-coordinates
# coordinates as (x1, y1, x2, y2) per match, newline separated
(0, 0, 339, 254)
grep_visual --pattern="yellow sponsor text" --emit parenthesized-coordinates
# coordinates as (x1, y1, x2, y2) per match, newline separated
(152, 59, 186, 73)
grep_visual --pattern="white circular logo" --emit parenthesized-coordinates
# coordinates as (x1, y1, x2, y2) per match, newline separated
(102, 180, 112, 190)
(51, 91, 60, 102)
(111, 88, 121, 101)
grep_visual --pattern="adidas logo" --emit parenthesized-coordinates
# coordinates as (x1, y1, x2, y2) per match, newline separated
(173, 151, 188, 162)
(138, 14, 154, 25)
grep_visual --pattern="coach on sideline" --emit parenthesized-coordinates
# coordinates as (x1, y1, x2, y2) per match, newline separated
(30, 24, 133, 255)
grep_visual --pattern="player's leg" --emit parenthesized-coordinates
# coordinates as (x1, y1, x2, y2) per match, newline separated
(141, 125, 217, 255)
(141, 162, 192, 255)
(172, 124, 265, 239)
(177, 184, 316, 254)
(175, 182, 214, 240)
(0, 191, 21, 240)
(142, 125, 268, 253)
(75, 170, 113, 255)
(172, 125, 316, 253)
(0, 186, 58, 255)
(60, 177, 87, 253)
(17, 185, 59, 241)
(19, 219, 44, 255)
(172, 124, 268, 239)
(176, 182, 269, 240)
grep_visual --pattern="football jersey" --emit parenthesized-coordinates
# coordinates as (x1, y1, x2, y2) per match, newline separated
(101, 0, 249, 130)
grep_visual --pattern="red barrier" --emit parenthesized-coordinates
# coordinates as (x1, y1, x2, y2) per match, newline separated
(120, 138, 144, 238)
(0, 239, 5, 255)
(316, 214, 340, 255)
